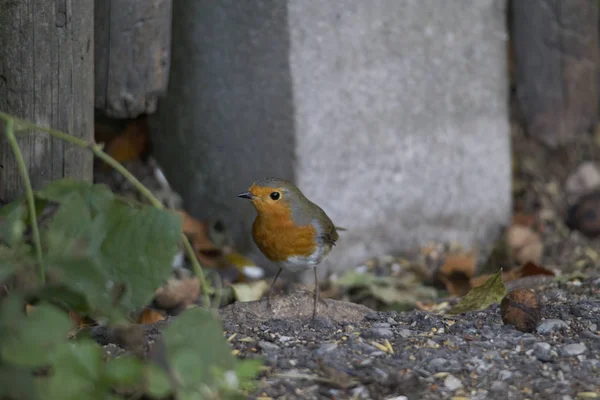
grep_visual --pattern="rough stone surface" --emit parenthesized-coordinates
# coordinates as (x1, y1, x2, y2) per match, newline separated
(89, 278, 600, 399)
(150, 0, 511, 277)
(537, 319, 570, 334)
(511, 0, 599, 148)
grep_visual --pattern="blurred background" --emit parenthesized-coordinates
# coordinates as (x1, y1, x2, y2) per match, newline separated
(1, 0, 599, 312)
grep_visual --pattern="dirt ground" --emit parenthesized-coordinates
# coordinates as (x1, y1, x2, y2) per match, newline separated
(93, 102, 600, 399)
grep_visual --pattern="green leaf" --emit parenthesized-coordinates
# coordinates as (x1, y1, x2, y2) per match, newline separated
(163, 307, 236, 394)
(234, 359, 262, 392)
(336, 270, 393, 287)
(104, 355, 145, 387)
(36, 179, 182, 314)
(41, 340, 107, 400)
(0, 200, 26, 247)
(41, 257, 112, 314)
(145, 363, 172, 398)
(447, 269, 507, 315)
(0, 245, 20, 282)
(98, 202, 182, 311)
(0, 364, 40, 400)
(44, 191, 94, 259)
(36, 179, 115, 216)
(0, 301, 72, 367)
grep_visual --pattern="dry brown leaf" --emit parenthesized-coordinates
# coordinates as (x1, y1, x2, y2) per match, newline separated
(137, 308, 166, 324)
(104, 117, 150, 167)
(500, 288, 541, 333)
(471, 261, 554, 288)
(25, 304, 35, 314)
(437, 253, 477, 297)
(415, 301, 450, 312)
(512, 213, 537, 229)
(176, 210, 223, 267)
(154, 276, 201, 310)
(507, 225, 543, 265)
(515, 261, 555, 278)
(68, 311, 92, 328)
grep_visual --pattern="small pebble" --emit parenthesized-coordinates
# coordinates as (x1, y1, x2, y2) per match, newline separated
(397, 329, 413, 338)
(373, 322, 391, 329)
(534, 342, 554, 362)
(562, 343, 587, 356)
(386, 397, 408, 400)
(316, 343, 338, 355)
(498, 370, 512, 381)
(491, 381, 508, 392)
(279, 336, 293, 343)
(537, 319, 569, 334)
(371, 351, 387, 357)
(444, 374, 463, 391)
(351, 385, 369, 398)
(258, 341, 280, 352)
(365, 327, 394, 339)
(429, 358, 450, 372)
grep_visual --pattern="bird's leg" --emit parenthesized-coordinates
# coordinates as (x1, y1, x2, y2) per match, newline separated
(313, 267, 329, 320)
(266, 268, 282, 310)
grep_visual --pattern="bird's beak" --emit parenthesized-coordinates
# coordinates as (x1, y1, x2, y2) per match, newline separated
(237, 191, 255, 200)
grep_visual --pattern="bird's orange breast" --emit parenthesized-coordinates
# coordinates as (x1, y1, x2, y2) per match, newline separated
(252, 212, 317, 262)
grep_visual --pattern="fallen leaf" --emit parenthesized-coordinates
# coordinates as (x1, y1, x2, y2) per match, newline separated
(448, 269, 507, 315)
(500, 288, 540, 333)
(514, 261, 555, 278)
(230, 280, 269, 302)
(507, 225, 543, 264)
(104, 118, 150, 167)
(137, 308, 166, 324)
(68, 311, 91, 328)
(437, 253, 477, 296)
(415, 301, 450, 312)
(471, 261, 555, 287)
(176, 210, 223, 267)
(154, 277, 201, 310)
(512, 213, 537, 229)
(224, 251, 265, 280)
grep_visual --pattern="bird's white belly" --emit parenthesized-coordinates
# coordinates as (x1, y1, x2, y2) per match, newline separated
(277, 244, 331, 272)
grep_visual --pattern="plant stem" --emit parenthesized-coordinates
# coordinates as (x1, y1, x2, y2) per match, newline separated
(3, 119, 45, 283)
(182, 237, 212, 306)
(0, 112, 211, 306)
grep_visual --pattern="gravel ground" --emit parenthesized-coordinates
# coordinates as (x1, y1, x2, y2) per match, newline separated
(92, 99, 600, 400)
(221, 277, 600, 400)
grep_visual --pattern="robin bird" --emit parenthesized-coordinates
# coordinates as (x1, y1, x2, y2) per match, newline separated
(237, 177, 339, 319)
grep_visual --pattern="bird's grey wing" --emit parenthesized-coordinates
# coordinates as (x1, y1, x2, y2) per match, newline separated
(314, 210, 339, 246)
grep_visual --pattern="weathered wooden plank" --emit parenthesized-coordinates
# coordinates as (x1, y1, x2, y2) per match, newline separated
(511, 0, 599, 148)
(95, 0, 172, 119)
(0, 0, 94, 202)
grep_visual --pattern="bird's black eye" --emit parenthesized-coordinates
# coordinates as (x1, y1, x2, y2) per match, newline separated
(270, 192, 281, 201)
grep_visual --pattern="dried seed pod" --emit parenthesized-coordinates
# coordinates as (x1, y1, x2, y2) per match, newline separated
(500, 288, 541, 333)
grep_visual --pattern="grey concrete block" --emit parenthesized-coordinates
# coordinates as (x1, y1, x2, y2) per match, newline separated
(150, 0, 511, 278)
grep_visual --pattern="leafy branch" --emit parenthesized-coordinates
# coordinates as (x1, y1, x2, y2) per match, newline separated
(0, 112, 262, 398)
(0, 111, 211, 307)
